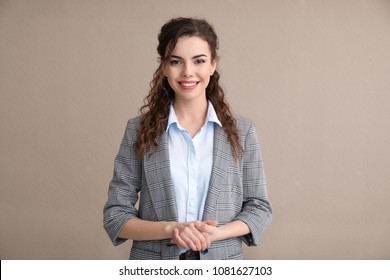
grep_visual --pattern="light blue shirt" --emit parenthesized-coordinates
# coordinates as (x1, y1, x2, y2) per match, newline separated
(167, 102, 222, 223)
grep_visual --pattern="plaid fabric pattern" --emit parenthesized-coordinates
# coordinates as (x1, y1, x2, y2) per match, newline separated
(103, 115, 272, 260)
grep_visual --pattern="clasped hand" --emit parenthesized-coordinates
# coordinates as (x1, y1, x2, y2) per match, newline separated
(171, 220, 218, 252)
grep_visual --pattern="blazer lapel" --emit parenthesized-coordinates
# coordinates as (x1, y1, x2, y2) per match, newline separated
(143, 132, 178, 222)
(202, 124, 232, 220)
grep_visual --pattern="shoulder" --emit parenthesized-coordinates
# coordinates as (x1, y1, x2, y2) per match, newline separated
(126, 115, 142, 129)
(234, 115, 256, 136)
(121, 115, 143, 143)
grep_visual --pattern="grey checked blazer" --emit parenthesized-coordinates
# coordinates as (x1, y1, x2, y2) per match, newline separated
(103, 115, 272, 260)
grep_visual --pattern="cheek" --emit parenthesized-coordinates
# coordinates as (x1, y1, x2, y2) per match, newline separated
(165, 69, 178, 82)
(201, 72, 211, 85)
(203, 76, 210, 83)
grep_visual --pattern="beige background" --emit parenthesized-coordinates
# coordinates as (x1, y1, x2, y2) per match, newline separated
(1, 0, 390, 259)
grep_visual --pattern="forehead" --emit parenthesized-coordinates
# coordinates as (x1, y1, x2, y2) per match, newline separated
(171, 36, 211, 57)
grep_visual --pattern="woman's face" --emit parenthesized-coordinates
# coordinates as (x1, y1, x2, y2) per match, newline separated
(164, 36, 216, 103)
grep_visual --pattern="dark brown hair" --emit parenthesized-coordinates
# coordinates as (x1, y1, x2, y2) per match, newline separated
(135, 17, 243, 159)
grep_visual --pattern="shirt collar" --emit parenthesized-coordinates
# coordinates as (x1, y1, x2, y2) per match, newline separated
(166, 101, 222, 131)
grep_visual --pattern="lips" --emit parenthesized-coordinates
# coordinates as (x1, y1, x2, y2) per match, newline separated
(178, 81, 199, 90)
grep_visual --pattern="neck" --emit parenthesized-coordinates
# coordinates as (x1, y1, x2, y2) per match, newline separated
(173, 97, 208, 123)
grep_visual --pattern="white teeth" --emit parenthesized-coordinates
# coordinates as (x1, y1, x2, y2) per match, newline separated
(181, 82, 197, 87)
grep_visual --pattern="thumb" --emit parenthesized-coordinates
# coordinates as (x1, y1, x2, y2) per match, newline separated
(204, 220, 218, 227)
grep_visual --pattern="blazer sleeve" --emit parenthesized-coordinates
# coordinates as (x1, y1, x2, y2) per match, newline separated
(103, 117, 142, 246)
(234, 119, 272, 246)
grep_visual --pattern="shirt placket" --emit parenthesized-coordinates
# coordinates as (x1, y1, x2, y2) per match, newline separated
(185, 134, 198, 222)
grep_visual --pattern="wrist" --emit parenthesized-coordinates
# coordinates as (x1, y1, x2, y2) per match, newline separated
(163, 222, 176, 238)
(213, 226, 224, 242)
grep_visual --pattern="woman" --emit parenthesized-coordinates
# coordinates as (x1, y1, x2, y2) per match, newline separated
(103, 17, 272, 260)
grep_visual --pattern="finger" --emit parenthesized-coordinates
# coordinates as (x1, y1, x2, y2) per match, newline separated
(205, 220, 218, 227)
(179, 232, 198, 251)
(183, 225, 208, 251)
(195, 221, 214, 234)
(194, 221, 206, 232)
(195, 221, 218, 245)
(172, 228, 189, 249)
(190, 226, 208, 251)
(172, 226, 199, 250)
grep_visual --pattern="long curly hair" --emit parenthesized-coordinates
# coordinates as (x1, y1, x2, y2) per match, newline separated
(135, 17, 243, 159)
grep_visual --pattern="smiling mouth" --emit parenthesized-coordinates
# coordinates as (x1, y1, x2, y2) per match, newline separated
(178, 81, 200, 89)
(179, 82, 199, 86)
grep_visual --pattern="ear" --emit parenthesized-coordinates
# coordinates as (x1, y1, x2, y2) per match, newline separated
(211, 59, 217, 75)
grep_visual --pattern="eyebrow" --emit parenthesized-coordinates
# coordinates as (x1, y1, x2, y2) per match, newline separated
(170, 54, 208, 59)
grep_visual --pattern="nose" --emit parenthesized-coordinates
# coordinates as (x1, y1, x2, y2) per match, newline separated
(182, 63, 193, 77)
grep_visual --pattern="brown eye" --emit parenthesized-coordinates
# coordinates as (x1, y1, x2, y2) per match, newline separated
(195, 59, 206, 64)
(170, 60, 182, 65)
